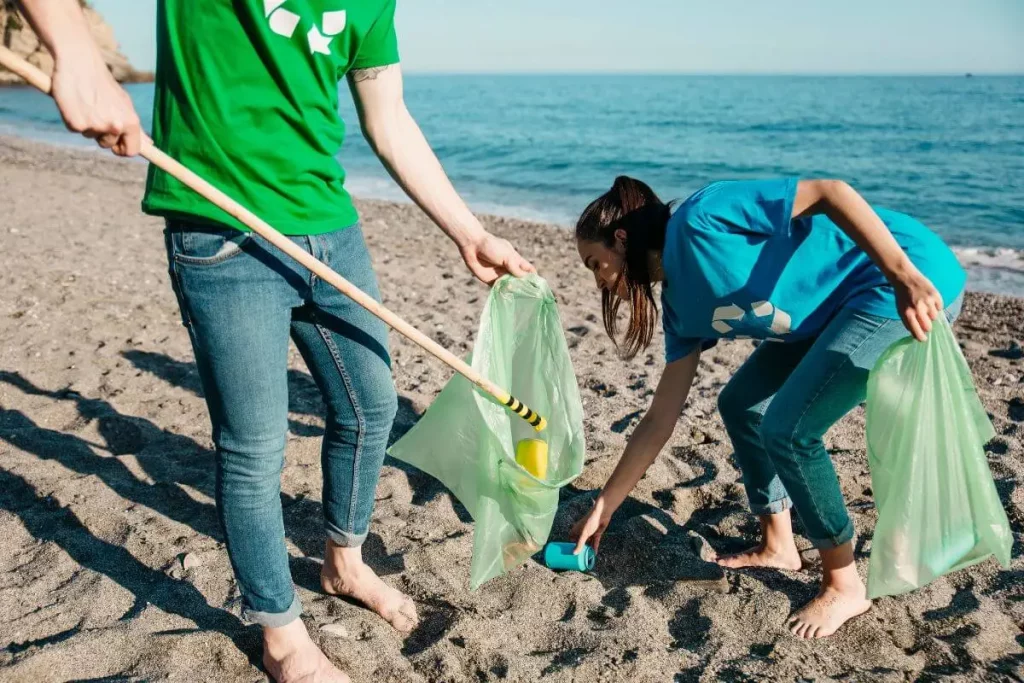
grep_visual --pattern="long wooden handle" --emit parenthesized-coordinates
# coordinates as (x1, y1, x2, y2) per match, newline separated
(0, 45, 547, 432)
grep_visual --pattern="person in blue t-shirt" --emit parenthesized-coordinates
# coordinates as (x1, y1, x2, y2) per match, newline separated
(569, 175, 965, 639)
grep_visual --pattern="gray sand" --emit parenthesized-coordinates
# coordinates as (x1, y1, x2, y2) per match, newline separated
(0, 136, 1021, 682)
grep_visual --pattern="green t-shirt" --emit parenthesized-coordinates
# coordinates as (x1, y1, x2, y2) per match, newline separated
(142, 0, 400, 234)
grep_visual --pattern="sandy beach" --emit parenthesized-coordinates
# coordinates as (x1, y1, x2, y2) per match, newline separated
(1, 135, 1021, 682)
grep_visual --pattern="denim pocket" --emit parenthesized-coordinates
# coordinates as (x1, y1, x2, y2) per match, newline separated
(170, 226, 251, 266)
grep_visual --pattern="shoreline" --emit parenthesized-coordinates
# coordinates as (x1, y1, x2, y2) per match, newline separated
(0, 135, 1021, 681)
(0, 132, 1022, 300)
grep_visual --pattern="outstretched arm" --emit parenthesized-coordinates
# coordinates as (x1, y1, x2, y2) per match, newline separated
(794, 179, 943, 341)
(347, 64, 535, 285)
(570, 350, 700, 552)
(15, 0, 141, 156)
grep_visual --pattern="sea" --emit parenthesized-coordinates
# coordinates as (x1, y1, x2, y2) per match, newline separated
(2, 74, 1022, 295)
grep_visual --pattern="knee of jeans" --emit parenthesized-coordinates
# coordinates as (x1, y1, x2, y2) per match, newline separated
(371, 384, 399, 431)
(717, 383, 758, 432)
(759, 409, 817, 458)
(328, 381, 398, 437)
(217, 430, 287, 476)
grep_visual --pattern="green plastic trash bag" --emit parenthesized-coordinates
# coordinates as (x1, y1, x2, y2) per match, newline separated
(865, 316, 1011, 599)
(388, 274, 586, 589)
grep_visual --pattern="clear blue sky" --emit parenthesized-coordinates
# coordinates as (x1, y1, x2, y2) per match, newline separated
(91, 0, 1024, 75)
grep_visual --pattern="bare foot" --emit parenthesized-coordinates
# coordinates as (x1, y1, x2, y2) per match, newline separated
(787, 585, 871, 639)
(263, 620, 350, 683)
(714, 511, 803, 570)
(321, 541, 418, 634)
(715, 543, 803, 571)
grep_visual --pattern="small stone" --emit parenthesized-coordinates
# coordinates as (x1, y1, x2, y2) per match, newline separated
(687, 531, 717, 563)
(319, 623, 350, 639)
(180, 552, 203, 570)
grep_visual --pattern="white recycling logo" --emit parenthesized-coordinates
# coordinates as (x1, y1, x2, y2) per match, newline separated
(711, 301, 791, 341)
(264, 1, 347, 56)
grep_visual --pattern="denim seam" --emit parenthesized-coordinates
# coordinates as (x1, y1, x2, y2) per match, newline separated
(746, 412, 790, 510)
(721, 398, 788, 512)
(306, 236, 318, 290)
(773, 315, 892, 546)
(165, 233, 194, 328)
(314, 319, 365, 534)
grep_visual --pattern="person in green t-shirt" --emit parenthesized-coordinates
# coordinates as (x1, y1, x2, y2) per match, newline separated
(20, 1, 535, 680)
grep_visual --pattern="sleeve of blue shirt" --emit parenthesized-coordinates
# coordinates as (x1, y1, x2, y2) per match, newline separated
(662, 291, 717, 364)
(692, 177, 799, 237)
(664, 336, 717, 364)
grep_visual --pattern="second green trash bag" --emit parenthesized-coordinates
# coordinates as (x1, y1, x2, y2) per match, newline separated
(865, 315, 1012, 599)
(388, 274, 586, 589)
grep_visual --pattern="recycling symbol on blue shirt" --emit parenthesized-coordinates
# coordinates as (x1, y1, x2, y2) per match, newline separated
(711, 301, 792, 342)
(264, 0, 346, 55)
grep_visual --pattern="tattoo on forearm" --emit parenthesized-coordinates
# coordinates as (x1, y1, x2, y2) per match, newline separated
(349, 66, 390, 82)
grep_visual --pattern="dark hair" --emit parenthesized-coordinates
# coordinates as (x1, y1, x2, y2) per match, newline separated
(575, 176, 671, 360)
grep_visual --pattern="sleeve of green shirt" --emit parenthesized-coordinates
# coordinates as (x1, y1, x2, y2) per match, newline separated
(352, 0, 400, 69)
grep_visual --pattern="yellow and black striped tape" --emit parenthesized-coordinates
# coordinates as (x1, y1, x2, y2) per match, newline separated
(502, 394, 547, 432)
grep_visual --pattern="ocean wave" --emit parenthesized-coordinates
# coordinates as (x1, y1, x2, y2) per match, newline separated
(952, 247, 1024, 273)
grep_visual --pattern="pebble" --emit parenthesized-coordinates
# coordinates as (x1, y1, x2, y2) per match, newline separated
(181, 552, 203, 570)
(320, 623, 350, 639)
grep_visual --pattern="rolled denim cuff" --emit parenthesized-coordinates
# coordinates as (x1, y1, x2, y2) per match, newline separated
(242, 592, 302, 628)
(749, 496, 793, 516)
(326, 524, 368, 548)
(806, 519, 856, 550)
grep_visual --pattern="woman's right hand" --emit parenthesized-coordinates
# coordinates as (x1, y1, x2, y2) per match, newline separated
(892, 265, 943, 342)
(569, 497, 612, 554)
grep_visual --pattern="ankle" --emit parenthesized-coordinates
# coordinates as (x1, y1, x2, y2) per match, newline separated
(758, 515, 797, 554)
(761, 536, 798, 555)
(821, 568, 865, 593)
(818, 551, 865, 594)
(263, 619, 310, 659)
(325, 540, 365, 573)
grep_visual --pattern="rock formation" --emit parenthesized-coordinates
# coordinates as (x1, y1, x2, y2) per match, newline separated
(1, 1, 152, 85)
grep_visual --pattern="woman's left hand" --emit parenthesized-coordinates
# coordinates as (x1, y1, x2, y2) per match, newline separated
(893, 267, 943, 342)
(459, 232, 536, 285)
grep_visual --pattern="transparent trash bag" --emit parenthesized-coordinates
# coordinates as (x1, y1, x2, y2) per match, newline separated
(865, 316, 1011, 599)
(388, 274, 586, 589)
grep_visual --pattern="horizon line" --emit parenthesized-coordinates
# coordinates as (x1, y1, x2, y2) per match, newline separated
(399, 70, 1024, 77)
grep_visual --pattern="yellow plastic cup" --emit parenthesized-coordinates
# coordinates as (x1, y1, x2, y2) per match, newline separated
(515, 439, 549, 480)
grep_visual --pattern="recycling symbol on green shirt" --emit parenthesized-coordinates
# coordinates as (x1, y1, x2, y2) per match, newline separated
(264, 0, 346, 55)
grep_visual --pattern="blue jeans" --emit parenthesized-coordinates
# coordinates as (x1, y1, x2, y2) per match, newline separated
(717, 294, 963, 549)
(164, 220, 397, 627)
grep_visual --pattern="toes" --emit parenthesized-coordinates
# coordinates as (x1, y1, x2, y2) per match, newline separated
(790, 618, 811, 639)
(389, 598, 419, 634)
(716, 554, 748, 569)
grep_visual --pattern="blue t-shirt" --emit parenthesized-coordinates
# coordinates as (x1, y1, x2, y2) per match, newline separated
(661, 178, 966, 363)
